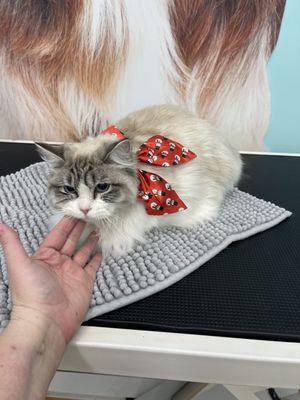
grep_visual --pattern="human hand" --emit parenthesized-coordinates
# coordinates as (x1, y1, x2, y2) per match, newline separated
(0, 217, 101, 344)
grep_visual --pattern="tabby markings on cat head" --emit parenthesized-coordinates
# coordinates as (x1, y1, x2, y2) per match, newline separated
(35, 137, 138, 222)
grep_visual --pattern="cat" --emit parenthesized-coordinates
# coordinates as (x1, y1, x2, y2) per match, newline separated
(36, 105, 242, 259)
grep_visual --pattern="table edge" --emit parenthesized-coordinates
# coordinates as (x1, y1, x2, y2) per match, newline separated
(59, 326, 300, 387)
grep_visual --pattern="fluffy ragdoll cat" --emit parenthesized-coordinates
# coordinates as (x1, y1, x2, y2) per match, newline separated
(36, 105, 242, 258)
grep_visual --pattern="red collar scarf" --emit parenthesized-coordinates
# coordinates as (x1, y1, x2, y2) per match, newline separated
(100, 125, 197, 215)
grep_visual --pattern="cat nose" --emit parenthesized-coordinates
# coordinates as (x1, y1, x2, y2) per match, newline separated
(80, 208, 90, 215)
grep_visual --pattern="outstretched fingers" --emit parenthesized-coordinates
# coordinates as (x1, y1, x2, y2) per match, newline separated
(73, 232, 99, 267)
(0, 224, 28, 269)
(85, 252, 102, 280)
(42, 216, 78, 250)
(60, 220, 86, 257)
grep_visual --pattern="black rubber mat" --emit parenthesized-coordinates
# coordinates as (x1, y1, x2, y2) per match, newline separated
(1, 142, 299, 342)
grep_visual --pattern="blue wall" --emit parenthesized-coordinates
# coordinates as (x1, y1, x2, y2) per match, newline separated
(265, 0, 300, 153)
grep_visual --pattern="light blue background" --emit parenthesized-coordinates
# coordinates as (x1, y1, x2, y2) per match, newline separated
(265, 0, 300, 153)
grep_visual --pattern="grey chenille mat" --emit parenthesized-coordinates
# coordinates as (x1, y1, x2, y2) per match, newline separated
(0, 162, 291, 329)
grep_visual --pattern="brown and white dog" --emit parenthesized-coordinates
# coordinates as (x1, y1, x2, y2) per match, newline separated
(0, 0, 285, 149)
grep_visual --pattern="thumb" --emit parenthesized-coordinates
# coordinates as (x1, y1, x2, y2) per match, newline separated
(0, 224, 28, 269)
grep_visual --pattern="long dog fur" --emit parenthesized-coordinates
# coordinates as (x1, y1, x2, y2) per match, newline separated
(0, 0, 285, 149)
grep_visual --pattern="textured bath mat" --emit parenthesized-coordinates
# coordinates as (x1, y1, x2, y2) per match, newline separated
(0, 162, 291, 329)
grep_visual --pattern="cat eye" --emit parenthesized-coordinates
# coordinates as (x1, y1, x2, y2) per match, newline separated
(95, 183, 111, 193)
(62, 185, 77, 195)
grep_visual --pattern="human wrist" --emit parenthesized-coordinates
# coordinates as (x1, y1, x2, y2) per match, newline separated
(0, 308, 67, 400)
(7, 306, 66, 356)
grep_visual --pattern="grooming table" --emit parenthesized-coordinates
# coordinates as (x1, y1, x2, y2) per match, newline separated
(0, 141, 300, 392)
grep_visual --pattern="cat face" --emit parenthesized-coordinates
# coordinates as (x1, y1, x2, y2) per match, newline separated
(36, 137, 138, 223)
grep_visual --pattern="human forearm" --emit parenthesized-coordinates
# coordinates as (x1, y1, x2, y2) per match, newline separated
(0, 219, 100, 399)
(0, 309, 66, 400)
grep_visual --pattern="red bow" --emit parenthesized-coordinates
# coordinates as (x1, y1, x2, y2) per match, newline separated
(101, 126, 197, 215)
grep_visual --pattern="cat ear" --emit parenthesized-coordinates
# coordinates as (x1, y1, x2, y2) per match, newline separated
(104, 139, 135, 168)
(35, 142, 65, 166)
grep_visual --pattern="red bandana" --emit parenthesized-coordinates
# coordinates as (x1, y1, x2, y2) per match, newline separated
(100, 126, 197, 215)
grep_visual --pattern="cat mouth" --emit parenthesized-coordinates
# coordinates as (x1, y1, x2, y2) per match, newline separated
(82, 213, 92, 221)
